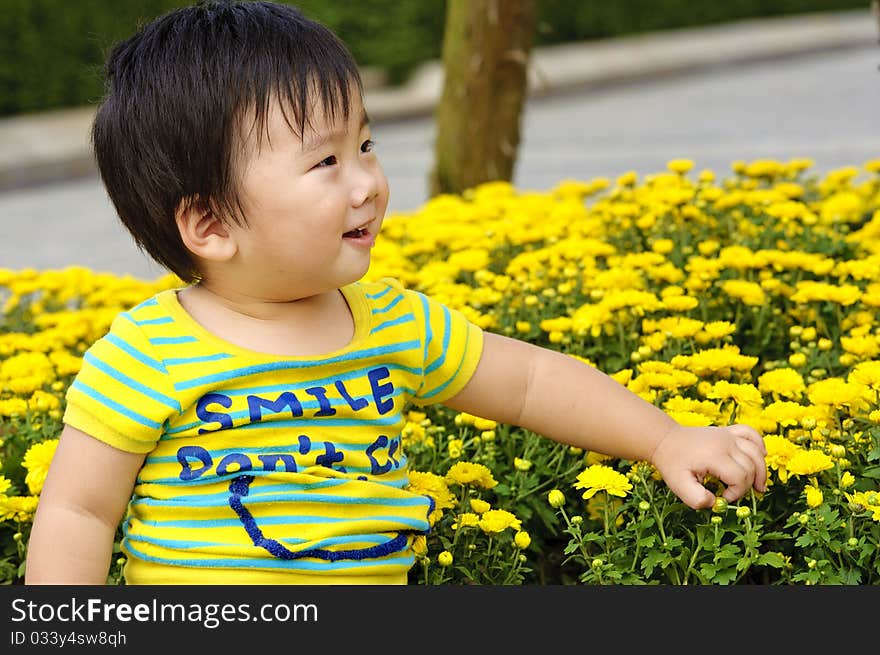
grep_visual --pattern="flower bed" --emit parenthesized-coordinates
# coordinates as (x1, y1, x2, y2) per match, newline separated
(2, 158, 879, 584)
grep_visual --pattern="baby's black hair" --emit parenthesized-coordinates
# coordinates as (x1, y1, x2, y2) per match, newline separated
(92, 0, 363, 282)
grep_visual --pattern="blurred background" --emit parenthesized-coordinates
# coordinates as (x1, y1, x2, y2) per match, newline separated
(1, 0, 878, 279)
(0, 0, 870, 116)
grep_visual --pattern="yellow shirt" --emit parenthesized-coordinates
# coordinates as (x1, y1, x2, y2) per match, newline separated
(64, 277, 483, 584)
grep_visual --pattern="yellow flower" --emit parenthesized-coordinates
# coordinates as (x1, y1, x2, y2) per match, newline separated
(22, 439, 59, 495)
(0, 476, 12, 495)
(845, 491, 880, 521)
(573, 464, 633, 500)
(407, 470, 456, 525)
(470, 498, 491, 514)
(667, 159, 694, 174)
(706, 380, 763, 409)
(478, 509, 522, 534)
(840, 471, 855, 488)
(473, 417, 497, 431)
(805, 484, 824, 508)
(445, 461, 498, 489)
(721, 279, 765, 306)
(514, 531, 532, 549)
(548, 489, 565, 508)
(663, 295, 699, 312)
(412, 535, 428, 555)
(447, 438, 463, 459)
(0, 495, 40, 522)
(757, 368, 806, 400)
(786, 449, 834, 477)
(807, 378, 870, 412)
(651, 239, 675, 255)
(438, 551, 453, 567)
(514, 457, 532, 471)
(455, 513, 480, 528)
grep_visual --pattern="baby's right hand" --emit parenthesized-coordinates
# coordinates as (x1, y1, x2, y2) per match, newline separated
(649, 422, 767, 510)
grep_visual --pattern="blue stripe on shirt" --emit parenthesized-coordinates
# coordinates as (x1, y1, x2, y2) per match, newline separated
(419, 322, 473, 400)
(173, 340, 421, 391)
(70, 379, 163, 429)
(105, 333, 167, 374)
(373, 293, 404, 314)
(83, 351, 180, 412)
(424, 303, 452, 375)
(371, 312, 415, 335)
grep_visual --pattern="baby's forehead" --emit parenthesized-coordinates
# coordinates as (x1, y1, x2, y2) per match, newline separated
(237, 91, 361, 153)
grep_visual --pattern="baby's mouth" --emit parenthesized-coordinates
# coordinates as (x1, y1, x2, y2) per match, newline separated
(343, 220, 373, 239)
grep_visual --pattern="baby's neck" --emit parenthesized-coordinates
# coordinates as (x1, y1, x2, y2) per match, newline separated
(176, 283, 356, 357)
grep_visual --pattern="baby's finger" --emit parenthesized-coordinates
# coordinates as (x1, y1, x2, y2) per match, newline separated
(721, 449, 757, 502)
(728, 423, 766, 455)
(736, 436, 767, 492)
(665, 470, 716, 510)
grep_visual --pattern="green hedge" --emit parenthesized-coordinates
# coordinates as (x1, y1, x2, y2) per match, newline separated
(0, 0, 868, 117)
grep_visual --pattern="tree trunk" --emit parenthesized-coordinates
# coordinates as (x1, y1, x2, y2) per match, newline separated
(429, 0, 537, 197)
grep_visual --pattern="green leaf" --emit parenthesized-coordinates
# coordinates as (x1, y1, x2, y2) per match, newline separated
(795, 534, 814, 547)
(841, 569, 862, 585)
(637, 535, 657, 548)
(712, 568, 738, 585)
(861, 466, 880, 480)
(641, 550, 670, 577)
(755, 552, 787, 568)
(700, 564, 717, 579)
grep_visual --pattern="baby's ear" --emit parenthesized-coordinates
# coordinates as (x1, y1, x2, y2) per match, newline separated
(175, 196, 238, 262)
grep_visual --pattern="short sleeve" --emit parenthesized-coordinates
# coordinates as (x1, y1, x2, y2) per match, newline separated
(403, 287, 484, 406)
(63, 312, 179, 454)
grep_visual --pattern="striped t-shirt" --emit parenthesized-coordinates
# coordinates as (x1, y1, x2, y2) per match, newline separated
(63, 277, 484, 584)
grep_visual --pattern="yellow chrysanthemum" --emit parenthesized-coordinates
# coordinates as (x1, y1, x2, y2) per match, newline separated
(0, 495, 40, 522)
(573, 464, 633, 500)
(804, 483, 823, 508)
(786, 449, 834, 477)
(445, 461, 498, 489)
(478, 509, 522, 534)
(407, 470, 456, 525)
(757, 368, 806, 399)
(846, 491, 880, 522)
(469, 498, 491, 514)
(22, 438, 59, 495)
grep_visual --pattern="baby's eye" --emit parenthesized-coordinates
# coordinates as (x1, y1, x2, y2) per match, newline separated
(315, 155, 337, 168)
(361, 139, 375, 153)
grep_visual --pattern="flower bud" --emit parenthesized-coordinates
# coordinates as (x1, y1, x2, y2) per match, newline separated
(591, 558, 603, 569)
(571, 516, 583, 525)
(514, 531, 531, 550)
(638, 500, 650, 512)
(736, 505, 751, 519)
(710, 515, 722, 525)
(847, 537, 859, 548)
(548, 489, 566, 508)
(712, 497, 728, 514)
(438, 551, 453, 567)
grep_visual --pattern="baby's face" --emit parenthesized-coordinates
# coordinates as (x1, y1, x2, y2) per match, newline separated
(225, 89, 389, 301)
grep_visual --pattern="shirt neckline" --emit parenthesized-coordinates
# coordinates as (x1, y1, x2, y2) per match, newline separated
(153, 283, 370, 360)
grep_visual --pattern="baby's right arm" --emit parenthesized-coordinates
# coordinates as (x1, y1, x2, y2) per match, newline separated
(25, 425, 145, 584)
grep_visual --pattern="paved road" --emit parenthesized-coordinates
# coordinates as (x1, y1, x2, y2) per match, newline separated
(2, 45, 879, 281)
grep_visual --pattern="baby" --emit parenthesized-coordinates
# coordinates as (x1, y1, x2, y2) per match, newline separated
(25, 0, 766, 585)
